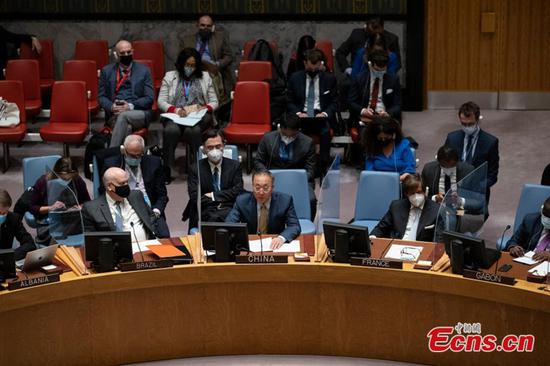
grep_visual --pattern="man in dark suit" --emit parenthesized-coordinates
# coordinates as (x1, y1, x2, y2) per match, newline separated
(335, 16, 401, 75)
(371, 174, 440, 242)
(444, 101, 499, 208)
(254, 115, 317, 218)
(506, 196, 550, 262)
(0, 25, 42, 76)
(0, 189, 35, 261)
(82, 167, 169, 239)
(287, 48, 337, 171)
(225, 170, 301, 249)
(183, 130, 244, 230)
(98, 40, 154, 148)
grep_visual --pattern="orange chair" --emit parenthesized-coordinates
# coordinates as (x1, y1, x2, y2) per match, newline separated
(40, 81, 89, 157)
(237, 61, 272, 82)
(133, 40, 164, 91)
(63, 60, 99, 116)
(74, 40, 109, 70)
(5, 59, 41, 118)
(223, 81, 271, 172)
(19, 39, 55, 96)
(0, 80, 27, 172)
(315, 40, 334, 72)
(242, 40, 279, 60)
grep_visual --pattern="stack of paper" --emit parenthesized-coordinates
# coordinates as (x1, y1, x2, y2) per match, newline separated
(161, 109, 207, 127)
(528, 261, 550, 276)
(248, 237, 301, 253)
(512, 251, 538, 265)
(384, 244, 424, 262)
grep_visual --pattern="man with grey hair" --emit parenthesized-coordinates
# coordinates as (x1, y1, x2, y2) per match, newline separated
(98, 40, 154, 148)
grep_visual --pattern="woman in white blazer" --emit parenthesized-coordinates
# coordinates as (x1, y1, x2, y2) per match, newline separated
(158, 48, 219, 176)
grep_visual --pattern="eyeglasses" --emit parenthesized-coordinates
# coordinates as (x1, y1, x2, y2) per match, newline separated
(253, 185, 272, 193)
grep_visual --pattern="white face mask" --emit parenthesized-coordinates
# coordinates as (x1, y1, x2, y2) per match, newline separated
(207, 148, 223, 164)
(408, 193, 425, 208)
(541, 214, 550, 230)
(441, 167, 455, 176)
(281, 134, 296, 146)
(462, 124, 478, 136)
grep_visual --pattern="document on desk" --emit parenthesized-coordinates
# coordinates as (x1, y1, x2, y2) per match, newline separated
(528, 261, 550, 276)
(513, 251, 538, 265)
(384, 244, 423, 262)
(248, 238, 301, 253)
(161, 109, 207, 127)
(132, 239, 162, 254)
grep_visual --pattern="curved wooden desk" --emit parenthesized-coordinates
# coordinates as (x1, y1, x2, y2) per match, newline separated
(1, 253, 549, 365)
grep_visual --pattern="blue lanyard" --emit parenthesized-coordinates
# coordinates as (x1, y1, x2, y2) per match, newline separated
(182, 80, 191, 99)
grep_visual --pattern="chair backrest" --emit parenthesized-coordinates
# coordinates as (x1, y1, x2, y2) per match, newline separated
(315, 40, 334, 72)
(134, 59, 158, 108)
(133, 40, 164, 85)
(0, 80, 26, 123)
(270, 169, 311, 220)
(513, 184, 550, 231)
(63, 60, 98, 100)
(50, 81, 88, 123)
(20, 39, 55, 80)
(242, 40, 279, 60)
(23, 155, 62, 189)
(230, 81, 270, 125)
(238, 61, 272, 82)
(199, 144, 239, 161)
(74, 40, 109, 69)
(5, 59, 41, 100)
(354, 171, 401, 221)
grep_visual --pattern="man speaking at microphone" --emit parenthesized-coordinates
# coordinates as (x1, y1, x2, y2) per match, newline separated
(225, 170, 301, 249)
(82, 167, 169, 239)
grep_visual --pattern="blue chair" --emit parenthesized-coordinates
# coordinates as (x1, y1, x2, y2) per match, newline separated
(270, 169, 315, 234)
(497, 184, 550, 250)
(22, 155, 62, 228)
(351, 171, 400, 231)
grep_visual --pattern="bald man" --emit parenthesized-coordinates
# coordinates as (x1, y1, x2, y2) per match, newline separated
(81, 167, 170, 239)
(98, 40, 154, 148)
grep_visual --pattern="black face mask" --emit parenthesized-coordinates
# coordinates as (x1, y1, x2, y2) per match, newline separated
(119, 55, 133, 67)
(198, 28, 212, 40)
(306, 70, 319, 78)
(378, 139, 393, 147)
(114, 184, 130, 198)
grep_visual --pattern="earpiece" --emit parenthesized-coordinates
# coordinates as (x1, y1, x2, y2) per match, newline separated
(211, 24, 216, 33)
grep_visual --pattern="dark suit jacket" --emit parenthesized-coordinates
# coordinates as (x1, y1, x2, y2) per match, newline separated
(81, 191, 169, 238)
(541, 163, 550, 186)
(184, 157, 244, 228)
(506, 213, 544, 252)
(286, 70, 338, 120)
(225, 191, 301, 242)
(371, 198, 440, 242)
(98, 61, 154, 122)
(421, 161, 475, 197)
(444, 129, 499, 189)
(335, 28, 401, 72)
(348, 71, 401, 122)
(103, 154, 168, 213)
(254, 131, 316, 184)
(1, 26, 33, 72)
(0, 212, 36, 261)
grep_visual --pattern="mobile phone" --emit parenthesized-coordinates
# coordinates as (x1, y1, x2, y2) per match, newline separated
(498, 264, 512, 272)
(115, 100, 124, 106)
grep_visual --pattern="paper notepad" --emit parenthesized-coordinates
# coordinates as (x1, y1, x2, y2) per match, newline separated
(148, 245, 186, 258)
(132, 239, 161, 254)
(161, 109, 207, 127)
(384, 244, 423, 262)
(512, 251, 538, 265)
(528, 261, 550, 276)
(248, 237, 301, 253)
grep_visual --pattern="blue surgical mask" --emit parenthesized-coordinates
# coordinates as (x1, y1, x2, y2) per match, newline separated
(462, 124, 478, 136)
(184, 66, 195, 78)
(541, 214, 550, 230)
(125, 156, 141, 167)
(0, 214, 7, 225)
(371, 68, 386, 80)
(441, 167, 455, 176)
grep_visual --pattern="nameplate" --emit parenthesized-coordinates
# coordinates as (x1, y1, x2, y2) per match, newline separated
(118, 259, 174, 272)
(8, 273, 60, 291)
(463, 269, 516, 286)
(526, 273, 548, 283)
(350, 257, 403, 269)
(235, 254, 288, 264)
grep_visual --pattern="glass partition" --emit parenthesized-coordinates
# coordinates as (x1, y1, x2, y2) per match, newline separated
(315, 154, 341, 234)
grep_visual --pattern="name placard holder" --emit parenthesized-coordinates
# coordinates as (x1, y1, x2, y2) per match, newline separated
(235, 254, 288, 264)
(350, 257, 403, 269)
(463, 269, 516, 286)
(8, 273, 60, 290)
(119, 259, 174, 272)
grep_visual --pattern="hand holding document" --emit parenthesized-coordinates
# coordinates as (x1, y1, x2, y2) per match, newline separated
(528, 261, 550, 276)
(161, 108, 207, 127)
(512, 251, 539, 265)
(248, 237, 301, 253)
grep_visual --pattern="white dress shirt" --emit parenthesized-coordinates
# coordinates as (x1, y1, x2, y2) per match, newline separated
(106, 193, 148, 243)
(303, 74, 321, 112)
(402, 203, 423, 241)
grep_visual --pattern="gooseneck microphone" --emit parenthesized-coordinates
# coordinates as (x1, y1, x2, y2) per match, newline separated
(257, 231, 264, 256)
(130, 222, 145, 262)
(494, 224, 512, 274)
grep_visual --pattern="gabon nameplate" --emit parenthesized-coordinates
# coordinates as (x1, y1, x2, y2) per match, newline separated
(235, 254, 289, 264)
(8, 273, 60, 291)
(350, 257, 403, 269)
(463, 269, 516, 286)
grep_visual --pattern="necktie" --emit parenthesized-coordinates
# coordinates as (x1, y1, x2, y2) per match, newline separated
(306, 77, 316, 117)
(258, 204, 268, 234)
(444, 174, 451, 194)
(465, 135, 474, 163)
(213, 167, 220, 192)
(115, 202, 123, 231)
(369, 77, 380, 110)
(535, 231, 550, 252)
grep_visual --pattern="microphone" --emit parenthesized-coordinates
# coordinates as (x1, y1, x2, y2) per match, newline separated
(257, 231, 264, 256)
(494, 224, 511, 274)
(130, 222, 145, 262)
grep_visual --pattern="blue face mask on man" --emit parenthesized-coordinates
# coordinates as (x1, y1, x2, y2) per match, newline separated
(0, 213, 7, 225)
(125, 156, 141, 167)
(541, 213, 550, 230)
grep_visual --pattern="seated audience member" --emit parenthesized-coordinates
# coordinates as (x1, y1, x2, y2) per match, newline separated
(254, 115, 317, 218)
(183, 129, 244, 230)
(158, 47, 218, 177)
(225, 170, 301, 249)
(82, 167, 169, 238)
(351, 32, 398, 80)
(1, 26, 42, 74)
(541, 163, 550, 186)
(363, 116, 415, 181)
(287, 35, 319, 78)
(505, 196, 550, 262)
(98, 40, 154, 148)
(371, 174, 440, 242)
(0, 189, 35, 260)
(287, 48, 337, 172)
(348, 49, 401, 124)
(29, 157, 91, 245)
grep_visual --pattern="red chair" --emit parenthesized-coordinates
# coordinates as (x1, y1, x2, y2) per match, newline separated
(63, 60, 99, 116)
(19, 39, 55, 96)
(40, 81, 89, 157)
(74, 40, 109, 70)
(242, 40, 279, 60)
(223, 81, 271, 172)
(133, 40, 164, 91)
(315, 40, 334, 72)
(5, 59, 41, 118)
(0, 81, 27, 172)
(237, 61, 272, 82)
